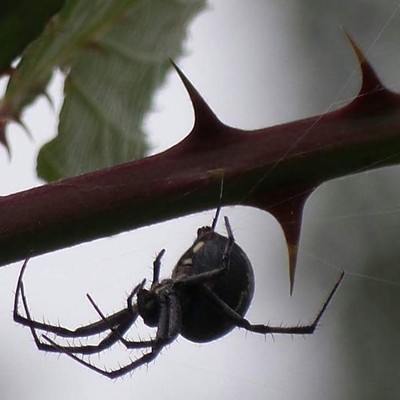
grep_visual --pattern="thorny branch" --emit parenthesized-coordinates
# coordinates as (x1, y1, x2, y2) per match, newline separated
(1, 38, 400, 292)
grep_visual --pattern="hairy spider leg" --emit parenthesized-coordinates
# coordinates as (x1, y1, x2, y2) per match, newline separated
(197, 216, 343, 337)
(20, 250, 173, 375)
(211, 176, 224, 231)
(46, 221, 236, 377)
(14, 257, 149, 354)
(43, 288, 182, 378)
(14, 258, 134, 337)
(151, 249, 165, 289)
(200, 270, 345, 335)
(81, 249, 167, 345)
(15, 208, 343, 378)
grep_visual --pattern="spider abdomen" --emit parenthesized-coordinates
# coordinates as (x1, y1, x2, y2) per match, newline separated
(174, 230, 255, 343)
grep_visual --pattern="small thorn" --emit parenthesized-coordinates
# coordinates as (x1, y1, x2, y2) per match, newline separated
(343, 29, 383, 96)
(341, 29, 400, 113)
(14, 116, 33, 141)
(288, 244, 298, 295)
(42, 90, 55, 110)
(0, 123, 11, 159)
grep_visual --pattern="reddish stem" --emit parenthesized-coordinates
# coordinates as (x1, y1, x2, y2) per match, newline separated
(1, 51, 400, 297)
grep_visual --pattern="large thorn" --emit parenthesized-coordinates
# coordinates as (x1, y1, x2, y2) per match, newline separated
(170, 60, 223, 137)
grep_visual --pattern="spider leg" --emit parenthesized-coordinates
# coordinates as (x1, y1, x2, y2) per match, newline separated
(15, 258, 146, 354)
(200, 271, 344, 335)
(121, 289, 181, 349)
(85, 293, 155, 349)
(222, 216, 235, 266)
(42, 290, 182, 378)
(174, 217, 235, 287)
(75, 279, 146, 337)
(175, 266, 228, 285)
(151, 249, 165, 288)
(42, 335, 163, 379)
(18, 278, 142, 354)
(211, 176, 224, 230)
(14, 258, 133, 338)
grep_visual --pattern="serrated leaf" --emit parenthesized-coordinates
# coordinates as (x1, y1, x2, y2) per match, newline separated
(0, 0, 205, 180)
(38, 0, 205, 181)
(0, 0, 143, 152)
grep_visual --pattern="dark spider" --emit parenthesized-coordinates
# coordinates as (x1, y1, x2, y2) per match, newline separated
(14, 208, 344, 379)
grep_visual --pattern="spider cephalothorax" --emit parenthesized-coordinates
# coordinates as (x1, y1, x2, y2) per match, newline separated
(14, 210, 343, 379)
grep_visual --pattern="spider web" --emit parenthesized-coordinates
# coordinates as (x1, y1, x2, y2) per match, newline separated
(4, 1, 400, 399)
(153, 1, 400, 397)
(232, 3, 400, 398)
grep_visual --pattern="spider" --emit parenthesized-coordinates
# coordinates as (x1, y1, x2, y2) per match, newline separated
(14, 207, 344, 379)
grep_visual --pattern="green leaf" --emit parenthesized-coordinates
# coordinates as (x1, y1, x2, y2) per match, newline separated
(0, 0, 65, 74)
(0, 0, 205, 180)
(38, 0, 205, 181)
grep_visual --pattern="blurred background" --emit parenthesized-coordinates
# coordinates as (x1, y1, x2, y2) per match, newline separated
(1, 1, 400, 399)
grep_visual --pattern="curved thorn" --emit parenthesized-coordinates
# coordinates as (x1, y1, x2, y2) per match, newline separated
(13, 116, 33, 141)
(288, 244, 299, 296)
(170, 60, 222, 134)
(339, 29, 400, 114)
(343, 29, 384, 96)
(0, 121, 10, 158)
(42, 90, 55, 110)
